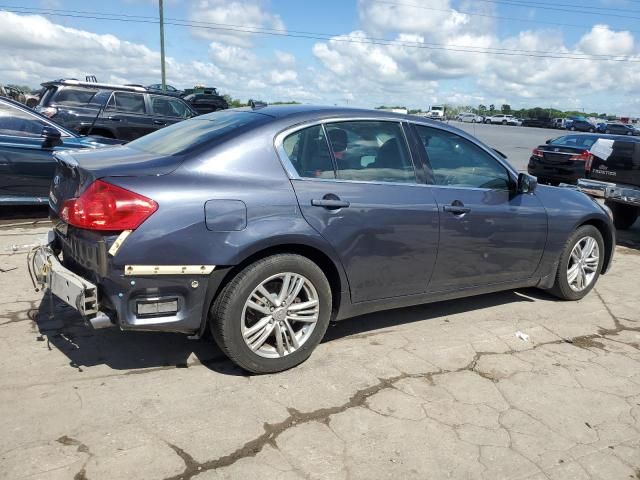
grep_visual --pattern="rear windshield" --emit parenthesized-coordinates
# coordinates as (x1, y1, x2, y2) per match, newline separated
(550, 135, 598, 148)
(126, 110, 266, 156)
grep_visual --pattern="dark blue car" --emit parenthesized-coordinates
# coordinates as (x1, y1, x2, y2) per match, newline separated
(0, 97, 122, 205)
(33, 105, 615, 373)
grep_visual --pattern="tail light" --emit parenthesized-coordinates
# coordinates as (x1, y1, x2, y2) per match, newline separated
(532, 148, 544, 157)
(584, 153, 594, 172)
(61, 180, 158, 231)
(569, 150, 593, 162)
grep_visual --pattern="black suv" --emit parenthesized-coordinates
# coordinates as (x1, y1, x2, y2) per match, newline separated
(35, 80, 197, 141)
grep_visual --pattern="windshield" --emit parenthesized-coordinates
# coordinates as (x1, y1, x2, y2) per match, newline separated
(126, 110, 266, 156)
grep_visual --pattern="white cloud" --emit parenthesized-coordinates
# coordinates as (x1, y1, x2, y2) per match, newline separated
(189, 0, 285, 48)
(577, 24, 634, 56)
(0, 11, 306, 103)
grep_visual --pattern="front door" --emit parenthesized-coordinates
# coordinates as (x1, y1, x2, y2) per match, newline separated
(0, 101, 59, 200)
(282, 120, 440, 303)
(412, 125, 547, 292)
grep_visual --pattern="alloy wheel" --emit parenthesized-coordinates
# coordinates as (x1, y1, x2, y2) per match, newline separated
(241, 272, 320, 358)
(567, 236, 600, 292)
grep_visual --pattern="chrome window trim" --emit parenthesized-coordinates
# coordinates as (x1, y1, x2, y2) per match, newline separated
(274, 117, 421, 185)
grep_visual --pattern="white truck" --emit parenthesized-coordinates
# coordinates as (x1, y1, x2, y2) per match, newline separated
(426, 105, 445, 120)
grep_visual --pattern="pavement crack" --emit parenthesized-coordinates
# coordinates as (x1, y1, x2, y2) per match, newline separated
(162, 374, 409, 480)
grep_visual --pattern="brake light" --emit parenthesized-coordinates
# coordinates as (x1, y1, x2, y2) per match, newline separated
(569, 150, 593, 162)
(532, 147, 544, 157)
(61, 180, 158, 231)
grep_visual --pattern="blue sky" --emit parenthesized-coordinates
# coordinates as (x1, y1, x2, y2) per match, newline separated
(1, 0, 639, 115)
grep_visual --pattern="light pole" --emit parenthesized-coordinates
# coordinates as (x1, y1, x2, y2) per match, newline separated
(159, 0, 166, 91)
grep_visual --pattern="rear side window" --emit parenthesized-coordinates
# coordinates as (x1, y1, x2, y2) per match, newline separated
(54, 88, 97, 105)
(325, 121, 416, 183)
(150, 95, 192, 119)
(127, 110, 263, 156)
(107, 92, 146, 113)
(282, 125, 335, 179)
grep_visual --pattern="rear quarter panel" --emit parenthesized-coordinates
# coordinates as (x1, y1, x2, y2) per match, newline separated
(107, 125, 348, 280)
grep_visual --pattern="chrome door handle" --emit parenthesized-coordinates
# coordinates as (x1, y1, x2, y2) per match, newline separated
(311, 199, 350, 209)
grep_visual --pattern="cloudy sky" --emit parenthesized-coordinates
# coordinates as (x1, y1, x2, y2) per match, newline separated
(1, 0, 639, 115)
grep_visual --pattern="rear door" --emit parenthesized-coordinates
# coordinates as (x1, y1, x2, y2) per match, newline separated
(0, 101, 61, 200)
(102, 92, 153, 141)
(412, 124, 547, 292)
(280, 120, 440, 303)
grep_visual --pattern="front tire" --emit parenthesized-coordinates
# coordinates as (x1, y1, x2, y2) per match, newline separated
(210, 254, 332, 374)
(606, 201, 639, 230)
(549, 225, 604, 301)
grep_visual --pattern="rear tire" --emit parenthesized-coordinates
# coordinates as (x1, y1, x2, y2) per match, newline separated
(209, 254, 332, 374)
(606, 201, 639, 230)
(549, 225, 604, 301)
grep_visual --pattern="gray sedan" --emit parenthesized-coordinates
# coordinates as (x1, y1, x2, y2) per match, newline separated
(33, 105, 615, 373)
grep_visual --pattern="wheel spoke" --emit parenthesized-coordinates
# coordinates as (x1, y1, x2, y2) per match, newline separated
(567, 264, 580, 284)
(287, 299, 318, 312)
(247, 322, 275, 351)
(246, 299, 271, 315)
(274, 322, 285, 357)
(283, 319, 300, 349)
(276, 273, 292, 306)
(284, 276, 305, 307)
(256, 285, 275, 305)
(576, 267, 586, 290)
(243, 315, 272, 340)
(582, 238, 596, 259)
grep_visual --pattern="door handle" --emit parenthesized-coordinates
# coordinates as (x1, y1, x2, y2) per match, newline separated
(153, 120, 166, 126)
(443, 204, 471, 215)
(311, 198, 350, 209)
(107, 116, 122, 122)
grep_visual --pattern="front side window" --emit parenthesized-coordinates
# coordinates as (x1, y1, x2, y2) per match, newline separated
(282, 125, 335, 179)
(151, 95, 192, 118)
(107, 92, 146, 114)
(325, 121, 416, 183)
(415, 125, 510, 190)
(0, 102, 49, 137)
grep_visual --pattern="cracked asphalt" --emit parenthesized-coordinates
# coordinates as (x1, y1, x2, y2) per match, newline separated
(1, 215, 640, 480)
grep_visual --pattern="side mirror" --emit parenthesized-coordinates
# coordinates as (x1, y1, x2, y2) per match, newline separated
(41, 126, 62, 147)
(545, 139, 552, 144)
(517, 172, 537, 194)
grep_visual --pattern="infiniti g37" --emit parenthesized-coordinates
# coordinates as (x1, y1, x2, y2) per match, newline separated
(32, 106, 615, 373)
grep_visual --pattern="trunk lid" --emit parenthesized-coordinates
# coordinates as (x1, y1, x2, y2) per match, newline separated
(538, 145, 585, 165)
(49, 145, 182, 215)
(589, 139, 640, 187)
